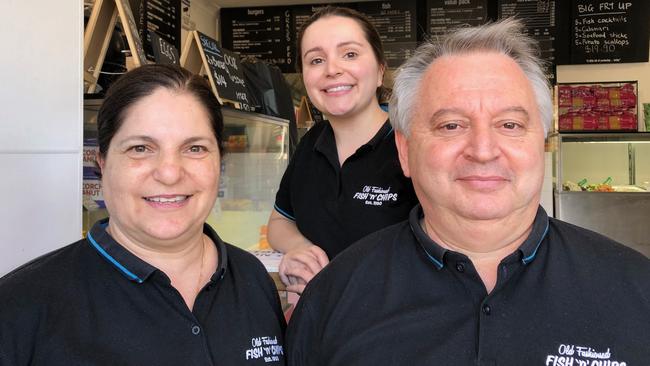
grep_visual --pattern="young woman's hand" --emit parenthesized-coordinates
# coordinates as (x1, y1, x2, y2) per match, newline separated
(279, 245, 329, 294)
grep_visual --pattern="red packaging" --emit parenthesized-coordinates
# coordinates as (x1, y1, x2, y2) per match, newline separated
(573, 95, 597, 108)
(618, 112, 637, 129)
(598, 113, 637, 130)
(560, 113, 598, 131)
(559, 87, 572, 107)
(559, 115, 573, 130)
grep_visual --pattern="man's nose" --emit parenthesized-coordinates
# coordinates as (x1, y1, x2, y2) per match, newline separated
(463, 124, 501, 162)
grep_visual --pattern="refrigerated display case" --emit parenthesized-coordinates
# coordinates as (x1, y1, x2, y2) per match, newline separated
(554, 132, 650, 257)
(206, 107, 289, 249)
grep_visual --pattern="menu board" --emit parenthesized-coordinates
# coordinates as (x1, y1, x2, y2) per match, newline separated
(220, 7, 295, 73)
(197, 32, 253, 111)
(145, 0, 181, 51)
(358, 2, 417, 68)
(426, 0, 488, 40)
(131, 0, 181, 61)
(221, 1, 419, 72)
(565, 0, 649, 64)
(291, 4, 330, 39)
(149, 30, 179, 64)
(498, 0, 557, 82)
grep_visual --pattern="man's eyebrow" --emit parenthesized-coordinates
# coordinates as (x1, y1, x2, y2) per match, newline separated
(429, 106, 530, 121)
(499, 106, 530, 118)
(429, 108, 465, 122)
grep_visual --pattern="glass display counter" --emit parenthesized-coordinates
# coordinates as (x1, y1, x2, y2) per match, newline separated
(206, 107, 289, 249)
(553, 133, 650, 257)
(83, 100, 289, 251)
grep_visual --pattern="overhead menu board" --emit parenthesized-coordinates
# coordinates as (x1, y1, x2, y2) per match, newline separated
(291, 4, 330, 39)
(562, 0, 649, 64)
(197, 32, 253, 111)
(426, 0, 488, 40)
(220, 1, 419, 72)
(358, 1, 417, 68)
(131, 0, 181, 61)
(498, 0, 557, 82)
(220, 7, 295, 73)
(144, 0, 181, 51)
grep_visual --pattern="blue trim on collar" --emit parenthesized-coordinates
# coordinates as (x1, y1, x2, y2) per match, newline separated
(522, 219, 549, 265)
(274, 204, 295, 221)
(383, 126, 394, 139)
(87, 231, 144, 283)
(417, 241, 444, 269)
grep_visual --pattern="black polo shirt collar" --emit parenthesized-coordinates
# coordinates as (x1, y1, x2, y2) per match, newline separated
(517, 206, 550, 264)
(313, 120, 393, 159)
(365, 120, 394, 149)
(410, 204, 549, 269)
(87, 218, 228, 284)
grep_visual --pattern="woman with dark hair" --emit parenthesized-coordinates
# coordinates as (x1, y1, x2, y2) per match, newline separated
(268, 7, 418, 294)
(0, 64, 286, 365)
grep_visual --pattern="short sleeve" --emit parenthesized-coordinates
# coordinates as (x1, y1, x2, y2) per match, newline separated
(273, 140, 302, 221)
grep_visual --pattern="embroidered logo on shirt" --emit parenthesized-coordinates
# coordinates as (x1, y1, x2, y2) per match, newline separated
(353, 185, 398, 206)
(545, 343, 628, 366)
(245, 336, 284, 363)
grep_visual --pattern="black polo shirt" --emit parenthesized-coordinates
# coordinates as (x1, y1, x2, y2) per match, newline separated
(0, 219, 286, 366)
(274, 120, 418, 259)
(286, 205, 650, 365)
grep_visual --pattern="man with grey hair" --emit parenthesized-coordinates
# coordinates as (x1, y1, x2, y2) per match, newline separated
(285, 18, 649, 365)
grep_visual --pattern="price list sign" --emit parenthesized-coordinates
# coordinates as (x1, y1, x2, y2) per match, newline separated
(569, 0, 649, 64)
(197, 32, 253, 111)
(499, 0, 557, 82)
(289, 4, 332, 71)
(427, 0, 488, 40)
(220, 7, 295, 73)
(144, 0, 181, 53)
(150, 30, 179, 64)
(358, 1, 417, 68)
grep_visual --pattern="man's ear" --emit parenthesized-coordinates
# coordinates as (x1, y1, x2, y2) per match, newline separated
(394, 131, 411, 178)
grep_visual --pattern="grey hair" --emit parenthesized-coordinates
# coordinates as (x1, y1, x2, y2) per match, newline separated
(389, 18, 552, 137)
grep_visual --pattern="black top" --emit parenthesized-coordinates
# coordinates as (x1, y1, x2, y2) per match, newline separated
(0, 219, 286, 366)
(274, 120, 418, 259)
(286, 205, 650, 365)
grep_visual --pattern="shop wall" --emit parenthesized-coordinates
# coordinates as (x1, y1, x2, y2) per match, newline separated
(556, 44, 650, 187)
(0, 1, 83, 275)
(181, 0, 220, 51)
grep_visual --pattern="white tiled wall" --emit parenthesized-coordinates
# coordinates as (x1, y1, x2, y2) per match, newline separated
(0, 1, 83, 276)
(0, 154, 82, 272)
